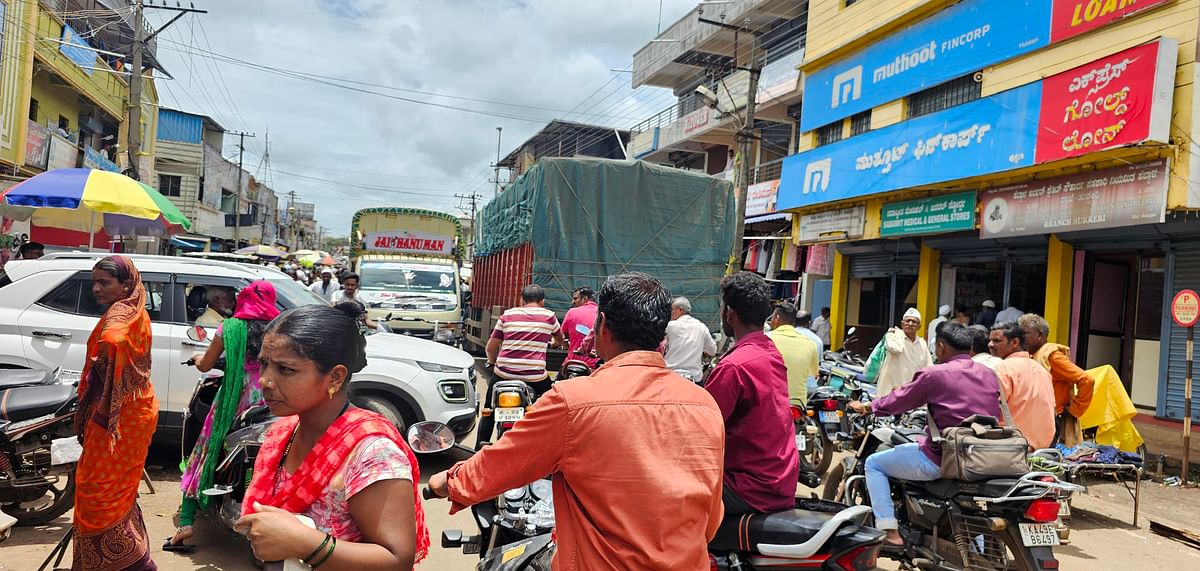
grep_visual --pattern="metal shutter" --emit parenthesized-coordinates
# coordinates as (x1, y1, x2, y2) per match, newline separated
(1164, 247, 1200, 421)
(850, 252, 919, 278)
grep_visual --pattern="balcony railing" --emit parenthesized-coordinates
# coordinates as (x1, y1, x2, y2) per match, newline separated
(224, 214, 258, 227)
(751, 157, 784, 185)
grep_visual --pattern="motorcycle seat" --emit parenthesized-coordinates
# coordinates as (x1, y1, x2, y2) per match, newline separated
(0, 369, 52, 389)
(906, 478, 1023, 500)
(889, 427, 925, 445)
(710, 508, 835, 552)
(0, 384, 75, 422)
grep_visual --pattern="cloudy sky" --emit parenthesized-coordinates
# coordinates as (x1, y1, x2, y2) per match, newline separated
(149, 0, 699, 237)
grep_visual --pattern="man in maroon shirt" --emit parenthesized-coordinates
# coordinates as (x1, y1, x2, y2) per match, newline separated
(705, 272, 799, 515)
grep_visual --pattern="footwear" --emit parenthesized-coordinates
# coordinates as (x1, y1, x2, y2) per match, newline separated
(163, 525, 196, 552)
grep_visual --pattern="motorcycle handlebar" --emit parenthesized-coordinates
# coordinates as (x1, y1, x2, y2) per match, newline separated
(422, 486, 439, 501)
(181, 358, 196, 366)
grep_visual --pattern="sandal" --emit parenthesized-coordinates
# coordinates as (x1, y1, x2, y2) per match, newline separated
(162, 526, 196, 553)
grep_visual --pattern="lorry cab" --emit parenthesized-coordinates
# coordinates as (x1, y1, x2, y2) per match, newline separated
(355, 255, 462, 342)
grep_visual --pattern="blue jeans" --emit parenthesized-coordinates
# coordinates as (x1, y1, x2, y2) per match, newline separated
(864, 442, 941, 530)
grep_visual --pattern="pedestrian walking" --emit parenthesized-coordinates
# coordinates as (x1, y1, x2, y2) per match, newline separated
(995, 303, 1023, 324)
(73, 256, 159, 570)
(1018, 313, 1096, 444)
(309, 268, 339, 303)
(926, 304, 950, 355)
(236, 303, 429, 569)
(976, 299, 998, 328)
(811, 306, 832, 348)
(876, 307, 933, 397)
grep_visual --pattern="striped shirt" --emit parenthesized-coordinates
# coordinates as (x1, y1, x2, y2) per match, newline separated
(492, 306, 561, 381)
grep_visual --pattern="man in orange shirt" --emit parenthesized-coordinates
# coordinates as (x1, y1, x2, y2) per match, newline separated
(428, 272, 725, 570)
(1018, 313, 1095, 441)
(989, 321, 1057, 450)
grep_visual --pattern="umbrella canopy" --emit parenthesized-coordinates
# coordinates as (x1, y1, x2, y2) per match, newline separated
(235, 244, 286, 259)
(0, 169, 191, 244)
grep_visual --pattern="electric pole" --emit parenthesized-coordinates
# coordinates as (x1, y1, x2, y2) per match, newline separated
(492, 127, 503, 198)
(455, 191, 481, 256)
(696, 14, 763, 273)
(229, 131, 256, 245)
(126, 1, 207, 179)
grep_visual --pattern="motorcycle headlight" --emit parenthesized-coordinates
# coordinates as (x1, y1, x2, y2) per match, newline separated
(417, 361, 463, 373)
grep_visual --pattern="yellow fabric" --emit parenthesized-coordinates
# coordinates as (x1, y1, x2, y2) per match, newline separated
(767, 325, 820, 405)
(1077, 364, 1144, 453)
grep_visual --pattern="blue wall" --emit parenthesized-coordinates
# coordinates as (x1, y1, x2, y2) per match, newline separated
(157, 109, 204, 144)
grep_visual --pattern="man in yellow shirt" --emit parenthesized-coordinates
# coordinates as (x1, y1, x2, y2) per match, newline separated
(767, 302, 820, 405)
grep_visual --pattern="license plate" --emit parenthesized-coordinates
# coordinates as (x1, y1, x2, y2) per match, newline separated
(1058, 501, 1070, 517)
(495, 407, 524, 423)
(819, 411, 840, 424)
(795, 434, 807, 451)
(1019, 523, 1060, 547)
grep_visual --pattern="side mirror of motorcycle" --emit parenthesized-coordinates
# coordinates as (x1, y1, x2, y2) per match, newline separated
(407, 421, 456, 454)
(186, 326, 209, 343)
(846, 327, 857, 336)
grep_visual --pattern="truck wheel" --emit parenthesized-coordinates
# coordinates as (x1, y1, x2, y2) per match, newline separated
(352, 395, 408, 435)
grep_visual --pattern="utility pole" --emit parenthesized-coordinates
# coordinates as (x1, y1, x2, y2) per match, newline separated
(492, 127, 503, 198)
(286, 190, 297, 250)
(698, 14, 763, 273)
(228, 131, 256, 246)
(126, 1, 207, 180)
(455, 191, 481, 256)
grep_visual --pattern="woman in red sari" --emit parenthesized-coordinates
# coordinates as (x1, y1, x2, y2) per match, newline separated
(236, 302, 429, 570)
(73, 256, 159, 570)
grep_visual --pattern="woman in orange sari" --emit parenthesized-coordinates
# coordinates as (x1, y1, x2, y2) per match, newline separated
(73, 256, 159, 570)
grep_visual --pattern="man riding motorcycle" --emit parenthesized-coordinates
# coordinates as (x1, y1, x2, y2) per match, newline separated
(847, 321, 1001, 547)
(427, 272, 725, 570)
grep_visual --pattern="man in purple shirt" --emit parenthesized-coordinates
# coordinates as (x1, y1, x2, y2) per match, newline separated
(705, 272, 799, 515)
(848, 321, 1001, 546)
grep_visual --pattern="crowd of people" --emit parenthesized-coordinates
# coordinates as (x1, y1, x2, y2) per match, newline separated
(66, 252, 1093, 570)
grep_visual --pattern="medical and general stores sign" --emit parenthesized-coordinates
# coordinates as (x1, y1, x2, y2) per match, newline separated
(363, 231, 453, 256)
(881, 191, 977, 237)
(980, 158, 1168, 238)
(801, 0, 1171, 131)
(779, 38, 1176, 211)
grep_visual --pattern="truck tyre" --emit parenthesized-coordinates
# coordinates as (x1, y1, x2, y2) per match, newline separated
(352, 395, 408, 435)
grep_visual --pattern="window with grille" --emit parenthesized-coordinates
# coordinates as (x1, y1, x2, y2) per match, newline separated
(850, 111, 871, 136)
(816, 121, 844, 147)
(159, 174, 182, 197)
(907, 74, 981, 119)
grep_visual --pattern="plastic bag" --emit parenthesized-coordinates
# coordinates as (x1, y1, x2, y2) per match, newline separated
(863, 338, 887, 383)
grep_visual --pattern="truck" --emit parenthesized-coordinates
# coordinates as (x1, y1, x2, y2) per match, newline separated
(463, 157, 737, 357)
(349, 208, 465, 343)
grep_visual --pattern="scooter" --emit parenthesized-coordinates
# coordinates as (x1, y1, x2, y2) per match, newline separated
(0, 368, 81, 527)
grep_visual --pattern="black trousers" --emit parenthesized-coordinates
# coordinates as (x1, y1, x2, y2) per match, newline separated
(474, 370, 552, 447)
(721, 486, 759, 517)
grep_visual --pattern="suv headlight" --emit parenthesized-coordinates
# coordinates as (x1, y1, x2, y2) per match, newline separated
(417, 360, 463, 373)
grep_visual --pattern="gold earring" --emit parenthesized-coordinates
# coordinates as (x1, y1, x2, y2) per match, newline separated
(327, 386, 336, 399)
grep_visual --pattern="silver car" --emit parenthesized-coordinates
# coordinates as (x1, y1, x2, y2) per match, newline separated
(0, 253, 478, 442)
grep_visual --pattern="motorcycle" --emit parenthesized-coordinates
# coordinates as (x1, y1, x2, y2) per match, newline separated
(822, 411, 1083, 571)
(411, 420, 884, 571)
(410, 421, 555, 570)
(476, 364, 539, 447)
(0, 368, 81, 527)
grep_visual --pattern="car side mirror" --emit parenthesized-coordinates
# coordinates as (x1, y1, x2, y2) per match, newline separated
(186, 325, 209, 343)
(407, 421, 456, 454)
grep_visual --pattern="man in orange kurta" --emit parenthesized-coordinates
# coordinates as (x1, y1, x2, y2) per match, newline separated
(1018, 314, 1094, 441)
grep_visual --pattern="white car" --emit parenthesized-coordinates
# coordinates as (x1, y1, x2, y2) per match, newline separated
(0, 253, 478, 442)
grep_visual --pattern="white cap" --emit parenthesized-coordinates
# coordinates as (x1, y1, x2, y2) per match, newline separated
(903, 307, 922, 322)
(321, 268, 334, 276)
(982, 299, 997, 308)
(938, 304, 951, 317)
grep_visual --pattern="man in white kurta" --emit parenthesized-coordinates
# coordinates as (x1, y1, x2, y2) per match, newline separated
(877, 307, 933, 396)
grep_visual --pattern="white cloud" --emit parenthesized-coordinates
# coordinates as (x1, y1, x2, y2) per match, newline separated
(151, 0, 697, 235)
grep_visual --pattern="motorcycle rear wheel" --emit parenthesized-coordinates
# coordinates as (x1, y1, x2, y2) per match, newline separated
(798, 416, 834, 477)
(3, 467, 76, 526)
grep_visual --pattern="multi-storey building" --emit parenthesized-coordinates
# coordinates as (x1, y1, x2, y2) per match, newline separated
(773, 0, 1198, 421)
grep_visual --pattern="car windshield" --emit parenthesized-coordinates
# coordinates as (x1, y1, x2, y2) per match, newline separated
(359, 261, 456, 294)
(268, 276, 328, 308)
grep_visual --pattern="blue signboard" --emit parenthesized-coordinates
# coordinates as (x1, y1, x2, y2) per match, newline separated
(778, 82, 1041, 210)
(800, 0, 1050, 132)
(60, 24, 96, 76)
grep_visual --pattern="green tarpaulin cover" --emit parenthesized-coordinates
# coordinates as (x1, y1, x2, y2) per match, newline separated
(477, 158, 736, 327)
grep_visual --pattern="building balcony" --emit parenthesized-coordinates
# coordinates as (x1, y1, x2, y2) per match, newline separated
(632, 0, 806, 89)
(33, 7, 129, 119)
(224, 213, 258, 227)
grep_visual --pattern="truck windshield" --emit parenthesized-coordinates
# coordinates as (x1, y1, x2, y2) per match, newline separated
(359, 261, 456, 294)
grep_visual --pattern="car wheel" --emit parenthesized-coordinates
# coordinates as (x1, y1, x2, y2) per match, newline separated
(352, 395, 407, 434)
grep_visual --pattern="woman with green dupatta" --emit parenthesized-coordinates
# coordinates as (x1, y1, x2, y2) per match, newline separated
(167, 280, 280, 549)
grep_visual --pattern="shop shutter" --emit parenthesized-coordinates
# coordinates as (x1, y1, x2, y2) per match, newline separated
(850, 252, 919, 278)
(1164, 247, 1200, 421)
(940, 245, 1005, 265)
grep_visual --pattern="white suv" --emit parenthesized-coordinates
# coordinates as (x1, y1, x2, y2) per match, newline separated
(0, 253, 478, 442)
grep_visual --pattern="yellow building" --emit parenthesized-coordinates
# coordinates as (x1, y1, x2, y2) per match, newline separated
(777, 0, 1198, 420)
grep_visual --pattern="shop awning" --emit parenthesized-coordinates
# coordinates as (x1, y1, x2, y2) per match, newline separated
(746, 212, 792, 224)
(169, 236, 207, 251)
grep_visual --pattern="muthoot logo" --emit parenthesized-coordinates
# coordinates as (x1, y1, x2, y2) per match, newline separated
(803, 159, 832, 195)
(831, 66, 863, 109)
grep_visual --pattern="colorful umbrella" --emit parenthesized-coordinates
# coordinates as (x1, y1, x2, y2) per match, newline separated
(0, 168, 191, 248)
(235, 244, 286, 259)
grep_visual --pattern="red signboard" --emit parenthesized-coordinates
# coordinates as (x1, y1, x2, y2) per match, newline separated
(1173, 289, 1200, 328)
(364, 230, 453, 256)
(1051, 0, 1172, 42)
(1035, 39, 1174, 163)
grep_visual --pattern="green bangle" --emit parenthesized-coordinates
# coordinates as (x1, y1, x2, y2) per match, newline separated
(302, 533, 331, 565)
(310, 535, 337, 569)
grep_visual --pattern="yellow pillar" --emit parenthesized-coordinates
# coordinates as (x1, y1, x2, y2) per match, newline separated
(1045, 235, 1074, 345)
(916, 243, 941, 327)
(830, 250, 850, 349)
